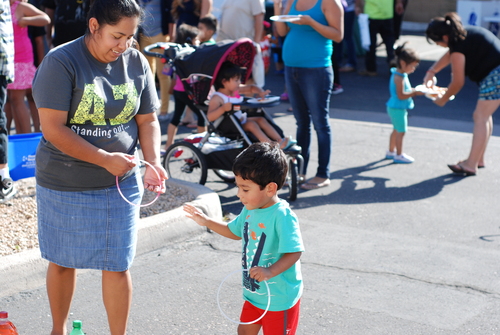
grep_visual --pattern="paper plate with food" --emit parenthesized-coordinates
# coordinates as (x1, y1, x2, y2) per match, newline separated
(270, 15, 301, 22)
(423, 86, 455, 101)
(247, 96, 280, 104)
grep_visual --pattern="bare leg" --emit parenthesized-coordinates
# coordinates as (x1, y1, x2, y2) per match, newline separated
(8, 89, 31, 134)
(238, 323, 262, 335)
(102, 270, 132, 335)
(389, 129, 397, 152)
(26, 89, 40, 132)
(249, 117, 283, 141)
(478, 115, 493, 167)
(166, 123, 178, 149)
(46, 262, 77, 335)
(395, 132, 405, 155)
(459, 99, 500, 172)
(242, 120, 273, 143)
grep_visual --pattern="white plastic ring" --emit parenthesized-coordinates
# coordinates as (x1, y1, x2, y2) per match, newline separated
(217, 268, 271, 325)
(116, 159, 161, 207)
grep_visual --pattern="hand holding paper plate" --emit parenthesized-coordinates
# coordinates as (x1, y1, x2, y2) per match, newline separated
(270, 15, 301, 22)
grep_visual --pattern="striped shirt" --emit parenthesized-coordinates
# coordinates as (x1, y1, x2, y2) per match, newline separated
(0, 0, 15, 83)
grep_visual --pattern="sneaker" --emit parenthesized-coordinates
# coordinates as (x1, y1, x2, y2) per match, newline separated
(0, 177, 16, 203)
(332, 84, 344, 95)
(358, 70, 377, 77)
(393, 153, 414, 164)
(339, 64, 355, 72)
(385, 150, 396, 159)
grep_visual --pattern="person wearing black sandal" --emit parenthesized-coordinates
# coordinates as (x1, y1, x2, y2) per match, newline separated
(424, 12, 500, 176)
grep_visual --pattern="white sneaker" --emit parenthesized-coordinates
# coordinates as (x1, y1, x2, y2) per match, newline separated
(385, 150, 396, 159)
(393, 153, 414, 164)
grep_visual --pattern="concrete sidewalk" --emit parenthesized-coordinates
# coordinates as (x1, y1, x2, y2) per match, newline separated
(0, 179, 222, 298)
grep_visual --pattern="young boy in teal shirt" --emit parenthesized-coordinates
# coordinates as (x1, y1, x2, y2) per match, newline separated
(184, 142, 304, 335)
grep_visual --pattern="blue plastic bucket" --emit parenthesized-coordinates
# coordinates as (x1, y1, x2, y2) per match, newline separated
(7, 133, 42, 181)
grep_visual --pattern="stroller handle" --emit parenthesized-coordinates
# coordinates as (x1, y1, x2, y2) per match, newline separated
(143, 42, 178, 58)
(143, 42, 196, 65)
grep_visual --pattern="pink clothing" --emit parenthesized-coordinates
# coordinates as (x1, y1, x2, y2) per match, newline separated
(173, 75, 184, 92)
(7, 62, 36, 90)
(11, 1, 34, 64)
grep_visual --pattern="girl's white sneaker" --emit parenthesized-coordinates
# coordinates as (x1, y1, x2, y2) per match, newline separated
(393, 153, 414, 164)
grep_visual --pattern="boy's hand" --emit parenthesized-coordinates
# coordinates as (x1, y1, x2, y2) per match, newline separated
(183, 203, 210, 226)
(249, 266, 274, 282)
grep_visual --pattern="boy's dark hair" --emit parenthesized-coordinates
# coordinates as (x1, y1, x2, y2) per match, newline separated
(199, 14, 217, 33)
(394, 42, 420, 69)
(175, 23, 199, 44)
(232, 142, 288, 190)
(214, 61, 243, 91)
(87, 0, 143, 31)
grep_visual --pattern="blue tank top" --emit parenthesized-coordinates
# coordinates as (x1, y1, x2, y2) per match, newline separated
(386, 68, 414, 110)
(282, 0, 333, 68)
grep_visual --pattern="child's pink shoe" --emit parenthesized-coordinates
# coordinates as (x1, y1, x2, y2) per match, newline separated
(280, 92, 289, 101)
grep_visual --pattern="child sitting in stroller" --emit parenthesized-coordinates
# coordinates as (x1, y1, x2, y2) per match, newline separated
(207, 61, 296, 150)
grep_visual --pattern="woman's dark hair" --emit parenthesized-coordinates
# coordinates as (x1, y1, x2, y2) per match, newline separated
(172, 0, 201, 21)
(426, 12, 467, 46)
(394, 42, 420, 69)
(175, 23, 199, 44)
(86, 0, 143, 32)
(213, 61, 243, 91)
(233, 142, 288, 190)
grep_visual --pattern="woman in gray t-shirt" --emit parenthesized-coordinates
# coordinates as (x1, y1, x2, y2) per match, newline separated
(32, 0, 168, 333)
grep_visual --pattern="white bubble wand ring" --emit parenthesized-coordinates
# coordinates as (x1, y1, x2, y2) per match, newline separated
(116, 158, 161, 207)
(217, 268, 271, 325)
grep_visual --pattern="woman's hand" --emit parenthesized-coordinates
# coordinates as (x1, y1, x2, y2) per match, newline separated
(103, 153, 138, 176)
(423, 71, 436, 88)
(144, 163, 168, 194)
(291, 14, 311, 26)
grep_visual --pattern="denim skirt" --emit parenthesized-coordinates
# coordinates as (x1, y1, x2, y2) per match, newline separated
(37, 171, 143, 272)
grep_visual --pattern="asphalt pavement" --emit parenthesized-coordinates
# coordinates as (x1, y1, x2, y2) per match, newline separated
(2, 32, 500, 334)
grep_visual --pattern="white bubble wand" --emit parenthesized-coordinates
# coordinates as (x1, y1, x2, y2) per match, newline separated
(217, 268, 271, 325)
(116, 158, 161, 207)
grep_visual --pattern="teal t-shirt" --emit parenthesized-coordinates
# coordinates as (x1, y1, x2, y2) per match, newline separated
(386, 68, 414, 110)
(282, 0, 332, 68)
(228, 200, 304, 311)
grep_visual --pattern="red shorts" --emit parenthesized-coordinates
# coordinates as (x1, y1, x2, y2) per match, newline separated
(240, 299, 301, 335)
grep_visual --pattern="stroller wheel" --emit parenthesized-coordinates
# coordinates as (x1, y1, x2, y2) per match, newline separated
(163, 141, 208, 185)
(213, 169, 236, 183)
(286, 157, 298, 201)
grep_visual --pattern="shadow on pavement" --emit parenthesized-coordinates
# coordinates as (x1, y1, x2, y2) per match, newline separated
(291, 160, 465, 208)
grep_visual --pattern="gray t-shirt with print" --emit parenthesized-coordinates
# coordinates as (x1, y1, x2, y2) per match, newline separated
(32, 36, 160, 191)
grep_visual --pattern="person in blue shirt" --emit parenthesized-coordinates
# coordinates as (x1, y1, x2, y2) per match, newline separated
(385, 44, 424, 164)
(273, 0, 343, 190)
(184, 142, 304, 335)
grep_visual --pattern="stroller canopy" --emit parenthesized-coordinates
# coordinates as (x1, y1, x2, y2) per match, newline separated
(174, 38, 256, 104)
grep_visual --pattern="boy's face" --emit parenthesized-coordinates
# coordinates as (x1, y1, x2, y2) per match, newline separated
(197, 23, 213, 43)
(235, 175, 275, 210)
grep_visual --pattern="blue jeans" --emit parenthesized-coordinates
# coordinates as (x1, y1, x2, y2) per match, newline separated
(0, 76, 7, 164)
(285, 66, 333, 179)
(336, 10, 357, 68)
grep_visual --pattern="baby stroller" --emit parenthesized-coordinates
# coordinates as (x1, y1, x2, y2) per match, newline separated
(144, 38, 303, 200)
